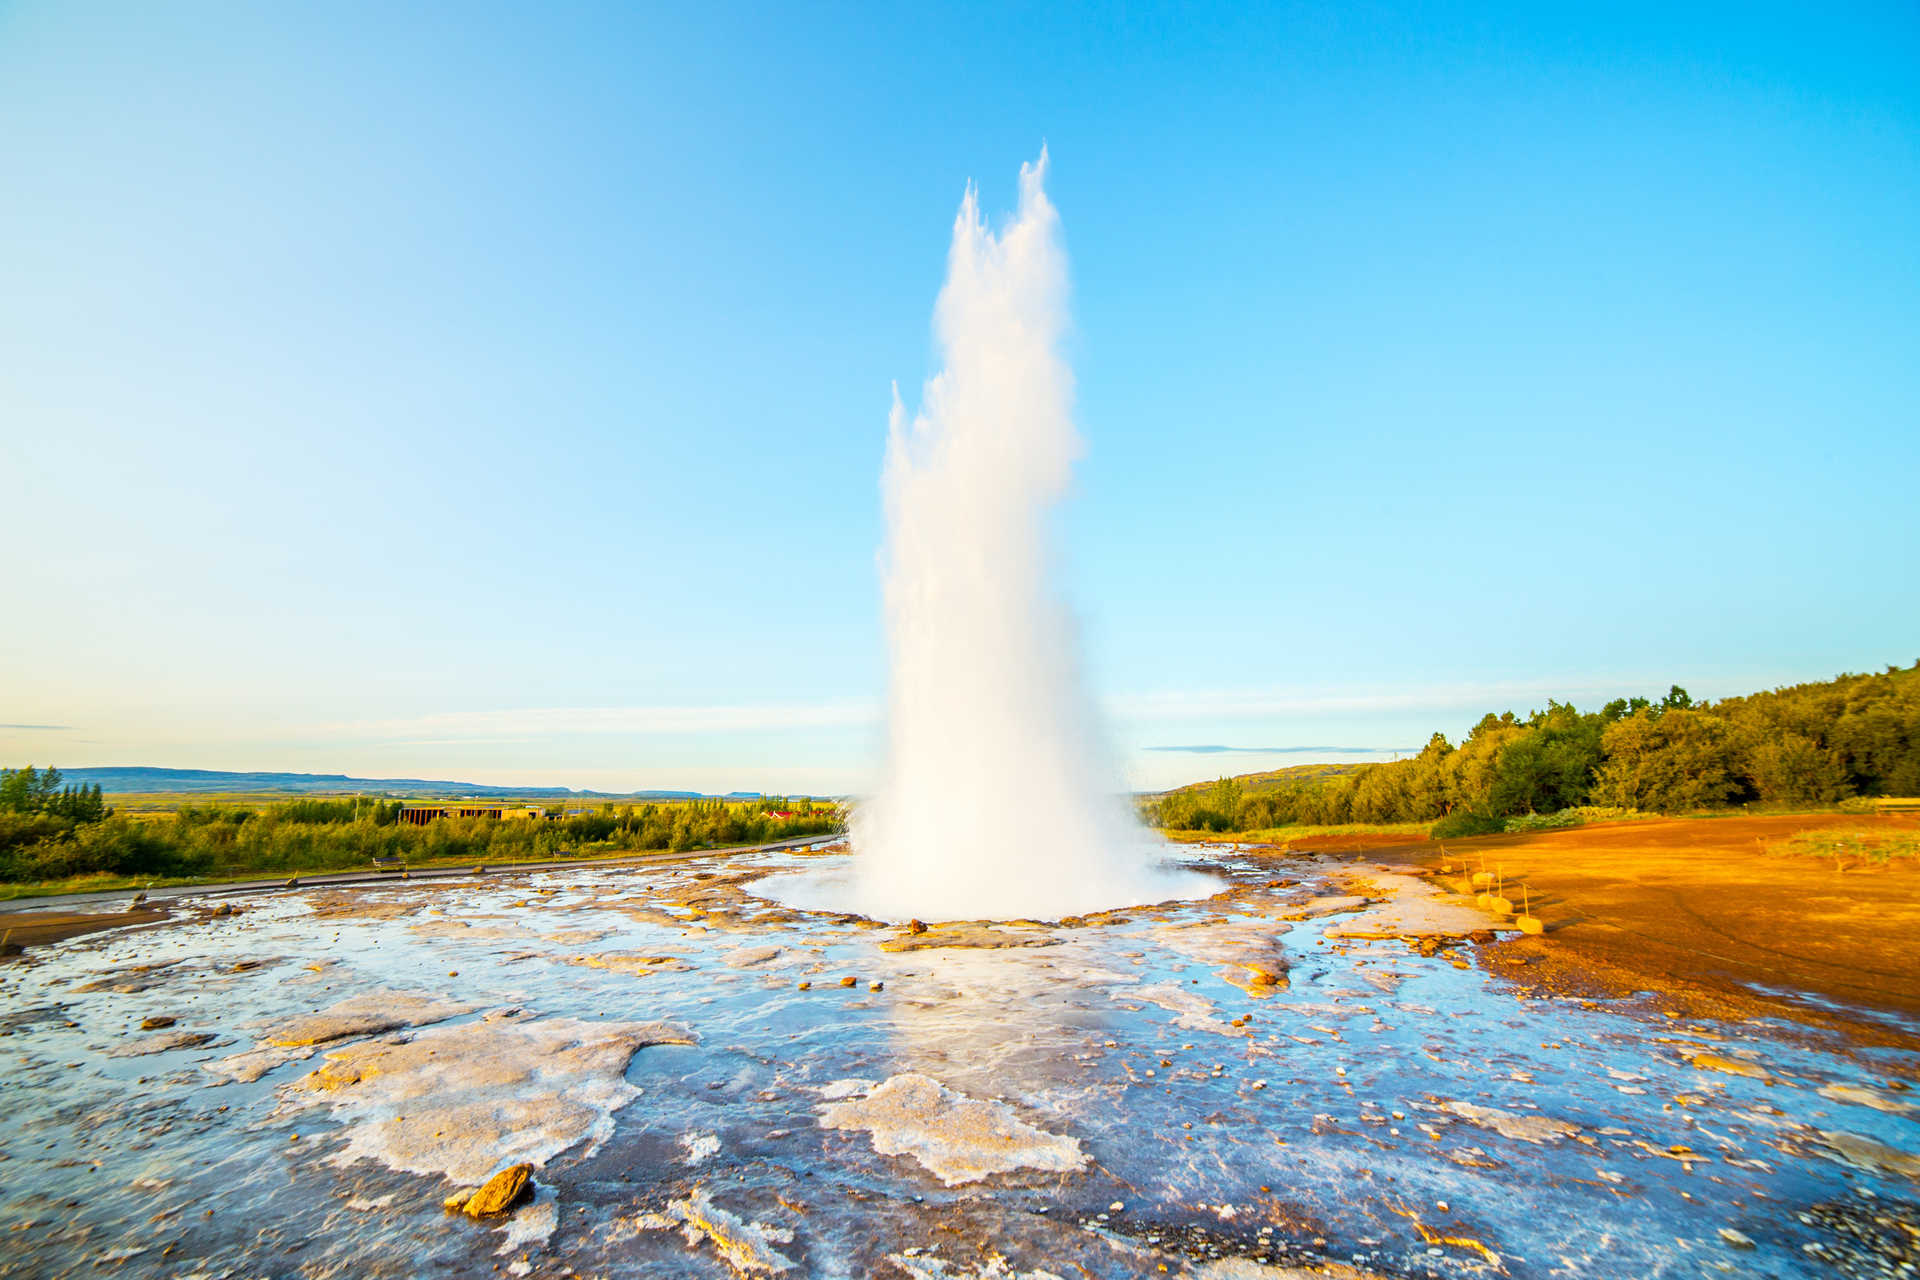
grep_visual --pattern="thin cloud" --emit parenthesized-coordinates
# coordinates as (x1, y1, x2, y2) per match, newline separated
(1112, 677, 1653, 721)
(316, 700, 878, 742)
(0, 724, 70, 731)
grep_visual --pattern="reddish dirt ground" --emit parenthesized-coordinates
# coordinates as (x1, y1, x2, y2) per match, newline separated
(0, 903, 171, 955)
(1321, 813, 1920, 1049)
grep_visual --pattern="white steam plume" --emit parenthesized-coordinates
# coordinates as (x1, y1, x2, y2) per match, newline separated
(849, 149, 1207, 920)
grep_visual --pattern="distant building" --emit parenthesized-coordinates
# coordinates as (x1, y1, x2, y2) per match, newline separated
(397, 803, 527, 826)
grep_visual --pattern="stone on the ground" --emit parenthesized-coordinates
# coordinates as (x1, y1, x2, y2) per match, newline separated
(1438, 1098, 1579, 1144)
(461, 1162, 533, 1217)
(289, 1014, 695, 1184)
(1686, 1052, 1772, 1082)
(1816, 1082, 1915, 1113)
(563, 952, 693, 976)
(1815, 1130, 1920, 1179)
(263, 989, 473, 1048)
(1323, 870, 1497, 938)
(670, 1187, 795, 1274)
(820, 1072, 1086, 1186)
(109, 1030, 217, 1057)
(879, 925, 1059, 952)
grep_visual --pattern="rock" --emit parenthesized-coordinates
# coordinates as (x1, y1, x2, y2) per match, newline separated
(78, 961, 183, 993)
(820, 1072, 1086, 1186)
(461, 1163, 533, 1217)
(563, 953, 693, 977)
(109, 1030, 218, 1057)
(1687, 1053, 1773, 1083)
(907, 919, 927, 934)
(289, 1015, 694, 1185)
(204, 989, 476, 1083)
(1815, 1130, 1920, 1179)
(140, 1016, 177, 1031)
(879, 925, 1060, 953)
(722, 946, 783, 969)
(1123, 984, 1249, 1038)
(839, 976, 858, 988)
(796, 981, 811, 990)
(262, 990, 474, 1048)
(211, 904, 234, 918)
(1816, 1082, 1916, 1114)
(664, 1188, 795, 1273)
(1324, 870, 1496, 939)
(1438, 1099, 1580, 1144)
(1719, 1227, 1755, 1249)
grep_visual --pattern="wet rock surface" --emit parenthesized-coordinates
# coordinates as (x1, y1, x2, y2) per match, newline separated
(820, 1072, 1087, 1185)
(0, 844, 1914, 1278)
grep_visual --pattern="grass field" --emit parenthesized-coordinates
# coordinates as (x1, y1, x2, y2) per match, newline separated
(0, 837, 839, 902)
(1161, 820, 1432, 845)
(1765, 825, 1920, 869)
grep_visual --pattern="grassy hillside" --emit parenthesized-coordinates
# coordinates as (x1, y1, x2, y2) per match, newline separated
(1151, 760, 1368, 797)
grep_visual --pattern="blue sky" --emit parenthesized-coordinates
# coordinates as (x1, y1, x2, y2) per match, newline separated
(2, 2, 1915, 794)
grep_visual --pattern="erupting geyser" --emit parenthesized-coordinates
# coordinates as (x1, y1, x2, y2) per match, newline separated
(837, 150, 1211, 920)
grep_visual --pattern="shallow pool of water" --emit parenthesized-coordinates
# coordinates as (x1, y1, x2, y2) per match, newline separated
(1, 848, 1913, 1279)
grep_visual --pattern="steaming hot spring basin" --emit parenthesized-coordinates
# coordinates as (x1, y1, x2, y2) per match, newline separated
(747, 848, 1225, 923)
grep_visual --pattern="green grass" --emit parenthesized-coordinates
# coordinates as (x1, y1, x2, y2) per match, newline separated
(1160, 821, 1431, 844)
(0, 872, 208, 901)
(1764, 827, 1920, 870)
(1151, 761, 1369, 799)
(0, 839, 827, 902)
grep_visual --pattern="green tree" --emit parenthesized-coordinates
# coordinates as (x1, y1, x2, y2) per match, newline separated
(1592, 708, 1738, 812)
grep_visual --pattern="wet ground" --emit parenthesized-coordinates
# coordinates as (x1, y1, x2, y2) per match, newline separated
(1, 846, 1915, 1279)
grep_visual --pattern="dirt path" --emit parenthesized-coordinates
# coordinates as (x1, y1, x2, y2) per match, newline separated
(1342, 813, 1920, 1045)
(0, 902, 173, 953)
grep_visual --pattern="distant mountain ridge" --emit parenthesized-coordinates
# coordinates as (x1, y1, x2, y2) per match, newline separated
(57, 766, 765, 801)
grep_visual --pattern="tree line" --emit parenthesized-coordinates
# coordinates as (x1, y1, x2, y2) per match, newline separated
(0, 788, 843, 884)
(1145, 662, 1920, 836)
(0, 765, 108, 822)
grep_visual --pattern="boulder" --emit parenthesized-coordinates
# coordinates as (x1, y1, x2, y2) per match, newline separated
(460, 1163, 533, 1217)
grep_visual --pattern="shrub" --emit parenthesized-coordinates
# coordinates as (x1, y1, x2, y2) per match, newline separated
(1431, 811, 1505, 838)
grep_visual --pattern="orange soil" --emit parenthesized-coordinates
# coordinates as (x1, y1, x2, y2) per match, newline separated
(1339, 813, 1920, 1047)
(0, 903, 171, 955)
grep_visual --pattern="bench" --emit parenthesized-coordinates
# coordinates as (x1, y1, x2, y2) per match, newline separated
(371, 855, 406, 874)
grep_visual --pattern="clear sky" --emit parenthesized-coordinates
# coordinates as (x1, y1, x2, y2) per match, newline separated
(2, 2, 1915, 795)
